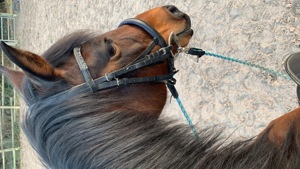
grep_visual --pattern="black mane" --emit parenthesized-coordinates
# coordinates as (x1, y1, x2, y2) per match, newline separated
(22, 92, 300, 169)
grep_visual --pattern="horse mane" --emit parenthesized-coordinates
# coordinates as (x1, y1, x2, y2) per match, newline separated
(22, 90, 300, 169)
(42, 30, 97, 67)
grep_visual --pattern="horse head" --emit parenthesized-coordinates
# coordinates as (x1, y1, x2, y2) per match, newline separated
(0, 5, 193, 117)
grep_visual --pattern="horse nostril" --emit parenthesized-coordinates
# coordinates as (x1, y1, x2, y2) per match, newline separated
(165, 5, 178, 13)
(164, 5, 183, 17)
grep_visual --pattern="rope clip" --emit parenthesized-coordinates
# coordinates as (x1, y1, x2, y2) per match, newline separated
(186, 47, 206, 62)
(168, 32, 205, 62)
(167, 78, 179, 98)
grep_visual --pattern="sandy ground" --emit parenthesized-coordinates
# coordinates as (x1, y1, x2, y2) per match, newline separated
(16, 0, 300, 168)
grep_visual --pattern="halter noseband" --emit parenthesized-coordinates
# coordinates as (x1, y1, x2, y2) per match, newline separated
(118, 18, 167, 47)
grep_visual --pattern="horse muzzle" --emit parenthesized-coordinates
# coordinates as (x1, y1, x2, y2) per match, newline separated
(163, 5, 193, 37)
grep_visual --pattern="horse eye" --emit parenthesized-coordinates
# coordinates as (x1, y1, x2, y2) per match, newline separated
(104, 38, 116, 56)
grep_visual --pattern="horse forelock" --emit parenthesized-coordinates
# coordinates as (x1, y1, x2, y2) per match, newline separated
(42, 30, 98, 67)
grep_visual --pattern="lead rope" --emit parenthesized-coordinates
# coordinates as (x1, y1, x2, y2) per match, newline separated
(170, 31, 291, 80)
(169, 32, 293, 140)
(204, 52, 291, 80)
(167, 81, 200, 139)
(168, 32, 200, 139)
(183, 48, 291, 80)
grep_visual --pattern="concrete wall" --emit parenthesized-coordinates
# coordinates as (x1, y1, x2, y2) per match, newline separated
(17, 0, 300, 168)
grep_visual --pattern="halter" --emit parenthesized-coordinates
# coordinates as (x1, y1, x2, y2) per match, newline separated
(27, 18, 202, 140)
(28, 18, 178, 105)
(73, 18, 177, 92)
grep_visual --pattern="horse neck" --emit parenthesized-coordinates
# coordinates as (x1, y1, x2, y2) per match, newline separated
(23, 79, 167, 121)
(100, 82, 167, 117)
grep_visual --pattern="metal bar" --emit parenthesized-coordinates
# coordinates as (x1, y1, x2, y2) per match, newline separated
(0, 13, 13, 17)
(13, 149, 16, 168)
(0, 106, 20, 109)
(3, 152, 5, 169)
(0, 147, 20, 153)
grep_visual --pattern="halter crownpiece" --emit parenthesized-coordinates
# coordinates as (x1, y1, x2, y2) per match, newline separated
(73, 47, 98, 92)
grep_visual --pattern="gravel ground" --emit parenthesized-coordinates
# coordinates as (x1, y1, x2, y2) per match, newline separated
(17, 0, 300, 168)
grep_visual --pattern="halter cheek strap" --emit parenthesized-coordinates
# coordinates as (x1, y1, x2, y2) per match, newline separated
(73, 47, 98, 92)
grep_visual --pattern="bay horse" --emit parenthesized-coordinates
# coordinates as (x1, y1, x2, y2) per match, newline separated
(1, 5, 300, 169)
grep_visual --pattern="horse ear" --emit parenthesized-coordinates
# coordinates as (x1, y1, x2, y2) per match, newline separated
(0, 42, 62, 88)
(0, 65, 26, 95)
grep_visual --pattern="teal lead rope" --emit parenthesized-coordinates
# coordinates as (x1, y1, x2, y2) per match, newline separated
(175, 97, 200, 140)
(167, 81, 200, 139)
(186, 47, 291, 80)
(171, 47, 292, 140)
(204, 51, 292, 80)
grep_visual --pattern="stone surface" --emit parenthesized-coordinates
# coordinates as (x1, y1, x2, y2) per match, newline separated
(17, 0, 300, 168)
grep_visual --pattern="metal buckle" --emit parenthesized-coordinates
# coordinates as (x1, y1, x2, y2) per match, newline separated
(115, 78, 120, 86)
(160, 47, 167, 55)
(105, 73, 111, 81)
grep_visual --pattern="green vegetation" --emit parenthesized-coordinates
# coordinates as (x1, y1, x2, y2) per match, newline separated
(0, 0, 9, 14)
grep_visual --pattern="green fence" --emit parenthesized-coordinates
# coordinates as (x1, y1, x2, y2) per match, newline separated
(0, 13, 17, 46)
(0, 71, 20, 169)
(0, 0, 20, 169)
